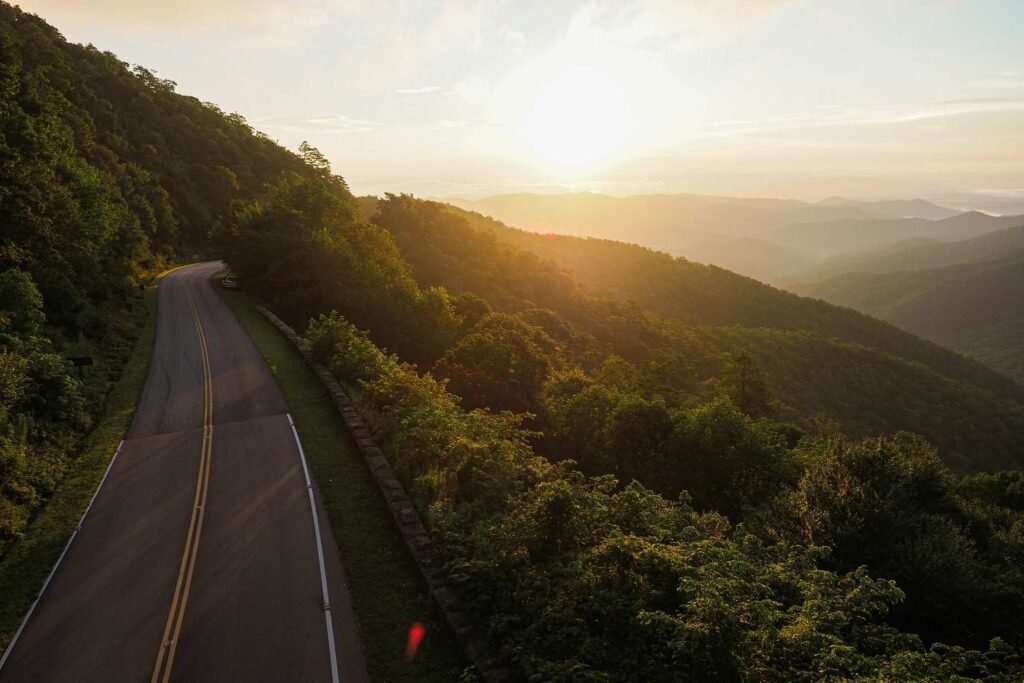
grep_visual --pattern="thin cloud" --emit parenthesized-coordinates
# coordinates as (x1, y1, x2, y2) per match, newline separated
(568, 0, 803, 50)
(17, 0, 368, 44)
(702, 98, 1024, 137)
(255, 114, 378, 134)
(21, 0, 275, 27)
(971, 188, 1024, 197)
(432, 119, 468, 130)
(971, 71, 1024, 90)
(396, 86, 444, 95)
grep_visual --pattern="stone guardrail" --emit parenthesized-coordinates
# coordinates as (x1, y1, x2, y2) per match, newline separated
(255, 306, 508, 682)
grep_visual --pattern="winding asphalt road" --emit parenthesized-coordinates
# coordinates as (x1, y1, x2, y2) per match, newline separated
(0, 262, 370, 682)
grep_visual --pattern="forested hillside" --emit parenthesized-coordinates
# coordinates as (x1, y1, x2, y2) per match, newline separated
(7, 3, 1024, 679)
(0, 2, 319, 545)
(794, 254, 1024, 384)
(355, 197, 1024, 472)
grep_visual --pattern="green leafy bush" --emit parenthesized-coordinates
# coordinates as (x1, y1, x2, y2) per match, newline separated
(306, 312, 397, 384)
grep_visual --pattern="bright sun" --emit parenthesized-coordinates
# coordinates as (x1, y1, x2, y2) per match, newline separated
(523, 66, 632, 169)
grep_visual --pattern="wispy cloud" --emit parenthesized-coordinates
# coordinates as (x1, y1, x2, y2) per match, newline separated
(254, 114, 378, 134)
(432, 119, 468, 130)
(971, 70, 1024, 90)
(566, 0, 803, 51)
(396, 86, 444, 95)
(970, 188, 1024, 197)
(20, 0, 329, 30)
(702, 98, 1024, 137)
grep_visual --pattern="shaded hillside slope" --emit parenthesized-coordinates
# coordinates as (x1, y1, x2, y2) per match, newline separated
(691, 325, 1024, 472)
(795, 254, 1024, 383)
(675, 235, 815, 282)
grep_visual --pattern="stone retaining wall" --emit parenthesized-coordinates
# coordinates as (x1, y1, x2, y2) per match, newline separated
(255, 306, 508, 682)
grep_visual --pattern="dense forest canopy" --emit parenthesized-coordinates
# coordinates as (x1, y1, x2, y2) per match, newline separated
(5, 3, 1024, 679)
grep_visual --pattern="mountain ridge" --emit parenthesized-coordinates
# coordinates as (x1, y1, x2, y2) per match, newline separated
(786, 223, 1024, 285)
(792, 252, 1024, 383)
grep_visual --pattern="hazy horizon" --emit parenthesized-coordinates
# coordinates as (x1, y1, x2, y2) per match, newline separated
(439, 189, 1014, 217)
(20, 0, 1024, 213)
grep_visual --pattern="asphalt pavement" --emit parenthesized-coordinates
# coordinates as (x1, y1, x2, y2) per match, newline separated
(0, 262, 370, 682)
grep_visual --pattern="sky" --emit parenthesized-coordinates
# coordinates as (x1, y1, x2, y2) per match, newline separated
(18, 0, 1024, 210)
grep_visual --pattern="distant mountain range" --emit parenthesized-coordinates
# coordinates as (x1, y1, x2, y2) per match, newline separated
(765, 211, 1024, 259)
(451, 192, 1024, 283)
(452, 192, 884, 246)
(814, 196, 961, 220)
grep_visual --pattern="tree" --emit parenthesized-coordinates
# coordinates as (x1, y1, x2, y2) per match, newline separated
(0, 269, 44, 336)
(721, 350, 773, 418)
(602, 396, 674, 484)
(299, 140, 331, 175)
(435, 313, 556, 412)
(675, 399, 794, 516)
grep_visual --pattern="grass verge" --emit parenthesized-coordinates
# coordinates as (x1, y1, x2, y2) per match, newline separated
(217, 282, 465, 682)
(0, 267, 177, 655)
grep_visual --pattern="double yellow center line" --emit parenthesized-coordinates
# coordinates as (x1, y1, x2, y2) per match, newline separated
(151, 286, 214, 683)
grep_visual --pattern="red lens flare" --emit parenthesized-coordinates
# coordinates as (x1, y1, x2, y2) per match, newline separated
(405, 622, 426, 662)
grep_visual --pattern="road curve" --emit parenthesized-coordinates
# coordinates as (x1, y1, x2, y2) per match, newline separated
(0, 262, 370, 682)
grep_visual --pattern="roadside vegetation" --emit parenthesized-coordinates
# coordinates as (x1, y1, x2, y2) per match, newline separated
(0, 268, 168, 655)
(300, 309, 1024, 681)
(217, 279, 464, 682)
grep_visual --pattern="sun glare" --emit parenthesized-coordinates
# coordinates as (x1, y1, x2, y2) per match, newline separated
(522, 66, 632, 169)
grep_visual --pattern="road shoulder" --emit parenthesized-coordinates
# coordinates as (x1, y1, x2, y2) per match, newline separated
(216, 277, 465, 683)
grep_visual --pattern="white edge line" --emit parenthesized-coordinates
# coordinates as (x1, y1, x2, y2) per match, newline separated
(0, 440, 126, 672)
(286, 413, 340, 683)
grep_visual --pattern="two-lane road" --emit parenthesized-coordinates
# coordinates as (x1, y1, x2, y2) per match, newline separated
(0, 262, 369, 682)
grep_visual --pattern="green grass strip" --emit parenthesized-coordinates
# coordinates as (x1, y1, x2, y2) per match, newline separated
(217, 282, 465, 682)
(0, 267, 178, 654)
